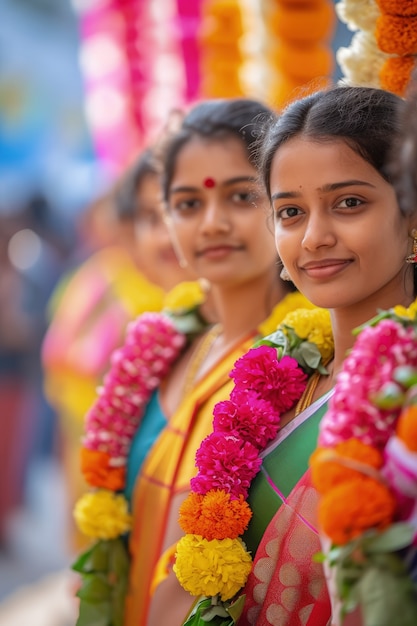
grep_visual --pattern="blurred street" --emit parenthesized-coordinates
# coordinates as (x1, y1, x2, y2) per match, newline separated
(0, 458, 77, 625)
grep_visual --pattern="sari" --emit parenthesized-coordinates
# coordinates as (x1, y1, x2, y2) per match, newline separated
(123, 292, 314, 625)
(124, 331, 259, 626)
(240, 392, 334, 626)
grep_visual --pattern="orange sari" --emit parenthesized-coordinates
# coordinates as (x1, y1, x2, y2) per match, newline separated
(123, 332, 259, 626)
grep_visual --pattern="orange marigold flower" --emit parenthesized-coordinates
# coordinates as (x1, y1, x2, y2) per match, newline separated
(80, 447, 125, 490)
(319, 477, 395, 545)
(376, 15, 417, 55)
(179, 490, 252, 540)
(397, 405, 417, 451)
(269, 42, 333, 82)
(269, 1, 335, 45)
(310, 439, 383, 494)
(376, 0, 417, 18)
(380, 56, 416, 96)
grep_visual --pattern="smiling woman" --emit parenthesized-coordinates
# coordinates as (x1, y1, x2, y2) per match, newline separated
(230, 85, 417, 626)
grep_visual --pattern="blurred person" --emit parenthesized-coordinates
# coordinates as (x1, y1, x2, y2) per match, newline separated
(73, 98, 313, 626)
(42, 147, 195, 552)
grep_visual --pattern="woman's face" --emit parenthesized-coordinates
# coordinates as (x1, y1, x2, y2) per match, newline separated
(270, 137, 414, 312)
(133, 173, 194, 291)
(166, 136, 277, 288)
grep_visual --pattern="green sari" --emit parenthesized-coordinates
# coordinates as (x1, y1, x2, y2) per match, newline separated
(240, 391, 333, 626)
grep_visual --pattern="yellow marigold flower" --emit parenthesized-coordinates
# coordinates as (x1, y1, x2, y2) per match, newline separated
(163, 281, 205, 313)
(394, 299, 417, 320)
(174, 534, 252, 601)
(259, 292, 315, 336)
(281, 307, 334, 360)
(73, 490, 132, 539)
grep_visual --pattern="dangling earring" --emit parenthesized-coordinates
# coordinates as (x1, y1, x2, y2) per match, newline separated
(280, 266, 292, 281)
(406, 229, 417, 264)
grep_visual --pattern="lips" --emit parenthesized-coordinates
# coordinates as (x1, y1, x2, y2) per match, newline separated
(196, 245, 243, 259)
(300, 258, 353, 279)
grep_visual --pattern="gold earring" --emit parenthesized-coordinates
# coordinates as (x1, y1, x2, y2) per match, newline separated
(280, 266, 292, 281)
(406, 229, 417, 264)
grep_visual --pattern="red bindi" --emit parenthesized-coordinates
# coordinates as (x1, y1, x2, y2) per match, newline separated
(203, 177, 216, 188)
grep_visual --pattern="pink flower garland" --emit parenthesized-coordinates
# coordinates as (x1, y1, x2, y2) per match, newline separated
(319, 318, 417, 449)
(82, 312, 186, 473)
(192, 346, 308, 496)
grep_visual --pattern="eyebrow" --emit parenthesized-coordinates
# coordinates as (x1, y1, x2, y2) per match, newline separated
(271, 179, 376, 201)
(170, 175, 258, 195)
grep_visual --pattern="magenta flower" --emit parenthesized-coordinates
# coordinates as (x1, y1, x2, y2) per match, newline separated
(82, 313, 185, 461)
(213, 389, 280, 449)
(320, 320, 417, 449)
(191, 432, 262, 498)
(229, 347, 307, 414)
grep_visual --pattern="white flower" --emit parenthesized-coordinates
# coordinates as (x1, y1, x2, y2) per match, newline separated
(336, 0, 380, 33)
(337, 31, 389, 87)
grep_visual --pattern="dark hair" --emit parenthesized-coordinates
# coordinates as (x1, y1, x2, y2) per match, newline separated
(159, 98, 275, 203)
(114, 148, 158, 220)
(258, 85, 404, 203)
(389, 73, 417, 217)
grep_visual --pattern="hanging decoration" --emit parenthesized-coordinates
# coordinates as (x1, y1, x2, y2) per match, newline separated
(73, 0, 185, 173)
(260, 0, 336, 109)
(336, 0, 417, 96)
(175, 0, 204, 102)
(197, 0, 246, 98)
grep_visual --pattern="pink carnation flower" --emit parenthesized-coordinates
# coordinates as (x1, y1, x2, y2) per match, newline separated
(229, 347, 307, 414)
(83, 313, 185, 459)
(320, 320, 417, 449)
(191, 433, 262, 498)
(213, 389, 280, 449)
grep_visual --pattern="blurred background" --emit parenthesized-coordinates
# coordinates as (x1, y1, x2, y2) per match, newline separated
(0, 0, 351, 623)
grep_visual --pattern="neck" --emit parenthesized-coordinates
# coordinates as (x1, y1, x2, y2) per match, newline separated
(210, 270, 290, 344)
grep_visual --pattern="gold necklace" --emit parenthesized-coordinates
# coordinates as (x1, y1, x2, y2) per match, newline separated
(182, 324, 223, 397)
(294, 370, 322, 416)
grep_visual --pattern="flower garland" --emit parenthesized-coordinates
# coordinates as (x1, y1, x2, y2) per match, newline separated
(260, 0, 336, 108)
(310, 300, 417, 626)
(72, 282, 205, 626)
(174, 307, 333, 624)
(198, 0, 245, 98)
(72, 285, 313, 626)
(336, 0, 417, 96)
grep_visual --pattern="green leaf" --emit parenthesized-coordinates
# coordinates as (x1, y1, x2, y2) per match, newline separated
(77, 573, 111, 603)
(363, 523, 415, 554)
(183, 597, 236, 626)
(357, 565, 417, 626)
(76, 598, 112, 626)
(226, 595, 246, 622)
(72, 540, 111, 574)
(256, 329, 288, 351)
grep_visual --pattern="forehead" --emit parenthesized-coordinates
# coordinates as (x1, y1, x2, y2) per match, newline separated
(270, 137, 382, 187)
(172, 136, 254, 183)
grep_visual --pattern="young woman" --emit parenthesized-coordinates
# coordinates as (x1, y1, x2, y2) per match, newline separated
(73, 98, 312, 626)
(239, 86, 415, 625)
(172, 86, 417, 626)
(42, 148, 192, 552)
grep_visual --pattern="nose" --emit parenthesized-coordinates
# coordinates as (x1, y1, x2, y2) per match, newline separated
(200, 199, 231, 236)
(301, 212, 336, 251)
